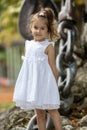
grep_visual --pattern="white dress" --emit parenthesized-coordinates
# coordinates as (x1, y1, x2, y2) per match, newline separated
(13, 39, 60, 110)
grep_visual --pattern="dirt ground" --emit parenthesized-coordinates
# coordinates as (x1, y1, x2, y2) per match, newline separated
(0, 85, 14, 103)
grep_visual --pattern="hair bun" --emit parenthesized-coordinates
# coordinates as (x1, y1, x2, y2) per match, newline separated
(44, 8, 55, 24)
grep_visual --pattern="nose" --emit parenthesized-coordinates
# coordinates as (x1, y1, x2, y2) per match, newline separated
(37, 29, 41, 33)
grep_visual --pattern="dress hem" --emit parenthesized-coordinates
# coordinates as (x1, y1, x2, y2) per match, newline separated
(14, 101, 60, 110)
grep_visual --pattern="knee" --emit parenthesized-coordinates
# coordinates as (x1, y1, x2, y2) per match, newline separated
(36, 109, 46, 119)
(48, 109, 58, 116)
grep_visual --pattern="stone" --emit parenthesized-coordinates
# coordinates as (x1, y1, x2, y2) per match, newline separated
(61, 116, 72, 126)
(10, 126, 25, 130)
(63, 125, 75, 130)
(78, 115, 87, 127)
(76, 127, 87, 130)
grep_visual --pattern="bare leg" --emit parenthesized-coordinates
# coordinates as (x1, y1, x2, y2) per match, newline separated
(48, 109, 62, 130)
(35, 109, 46, 130)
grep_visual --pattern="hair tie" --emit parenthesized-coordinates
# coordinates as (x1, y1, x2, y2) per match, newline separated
(38, 10, 47, 17)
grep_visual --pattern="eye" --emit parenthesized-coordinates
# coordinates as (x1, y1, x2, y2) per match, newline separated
(41, 27, 45, 30)
(34, 26, 38, 29)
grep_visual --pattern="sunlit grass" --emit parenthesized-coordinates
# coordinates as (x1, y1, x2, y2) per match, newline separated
(0, 102, 15, 111)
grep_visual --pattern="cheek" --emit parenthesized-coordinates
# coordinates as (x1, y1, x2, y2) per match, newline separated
(46, 24, 49, 32)
(31, 28, 35, 34)
(45, 29, 49, 35)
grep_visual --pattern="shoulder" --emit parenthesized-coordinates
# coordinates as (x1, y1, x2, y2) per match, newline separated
(25, 40, 33, 45)
(49, 41, 55, 47)
(47, 40, 55, 50)
(45, 41, 55, 55)
(46, 39, 55, 46)
(25, 40, 34, 52)
(44, 40, 55, 49)
(25, 40, 33, 47)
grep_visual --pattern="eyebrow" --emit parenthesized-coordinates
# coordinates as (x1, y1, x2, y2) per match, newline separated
(34, 24, 47, 27)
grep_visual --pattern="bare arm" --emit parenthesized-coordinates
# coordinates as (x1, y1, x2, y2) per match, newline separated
(45, 44, 58, 83)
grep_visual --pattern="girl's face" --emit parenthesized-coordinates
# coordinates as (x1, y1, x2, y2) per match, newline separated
(30, 18, 48, 41)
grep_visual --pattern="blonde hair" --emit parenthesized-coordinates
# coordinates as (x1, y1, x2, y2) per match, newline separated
(29, 7, 60, 42)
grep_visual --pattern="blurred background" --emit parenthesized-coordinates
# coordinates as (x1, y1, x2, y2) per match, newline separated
(0, 0, 87, 111)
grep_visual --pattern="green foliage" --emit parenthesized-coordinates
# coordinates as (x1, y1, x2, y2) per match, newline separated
(0, 0, 21, 14)
(0, 52, 6, 60)
(0, 0, 22, 44)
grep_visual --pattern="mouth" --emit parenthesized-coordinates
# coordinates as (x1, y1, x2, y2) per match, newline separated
(35, 34, 42, 37)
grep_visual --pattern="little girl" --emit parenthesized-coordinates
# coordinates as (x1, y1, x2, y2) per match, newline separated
(13, 7, 62, 130)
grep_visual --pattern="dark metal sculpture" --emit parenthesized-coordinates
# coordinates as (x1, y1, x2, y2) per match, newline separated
(18, 0, 77, 130)
(56, 0, 77, 115)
